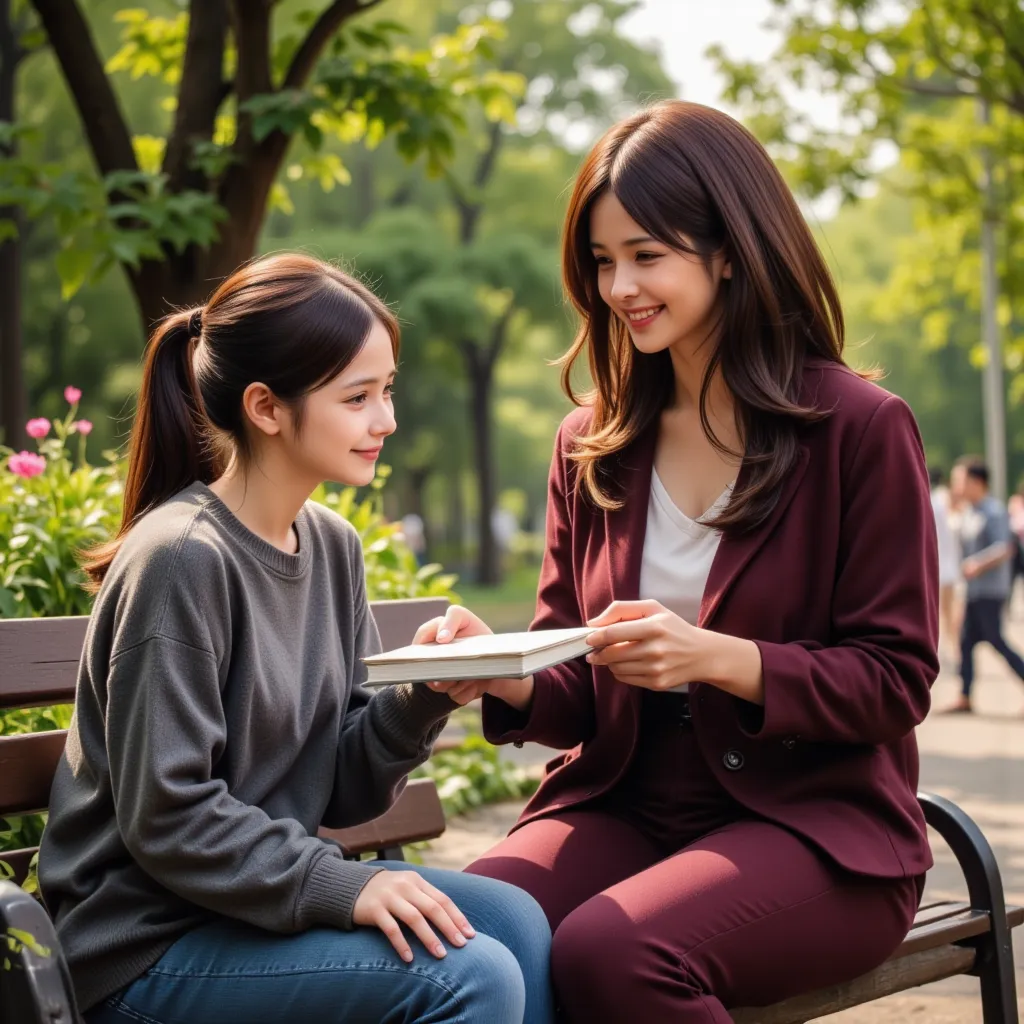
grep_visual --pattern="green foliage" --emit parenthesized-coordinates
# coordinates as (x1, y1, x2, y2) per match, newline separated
(709, 0, 1024, 394)
(412, 730, 539, 818)
(313, 465, 459, 600)
(3, 5, 524, 307)
(242, 18, 525, 178)
(0, 138, 228, 299)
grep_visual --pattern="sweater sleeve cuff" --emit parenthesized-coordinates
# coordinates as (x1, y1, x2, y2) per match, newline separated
(370, 683, 457, 755)
(296, 851, 383, 930)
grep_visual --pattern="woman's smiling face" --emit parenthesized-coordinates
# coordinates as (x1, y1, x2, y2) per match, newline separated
(589, 191, 731, 358)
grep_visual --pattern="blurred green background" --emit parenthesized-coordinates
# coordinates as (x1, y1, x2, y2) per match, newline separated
(4, 0, 1024, 623)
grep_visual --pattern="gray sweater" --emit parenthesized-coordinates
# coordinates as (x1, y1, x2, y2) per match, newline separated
(38, 483, 456, 1013)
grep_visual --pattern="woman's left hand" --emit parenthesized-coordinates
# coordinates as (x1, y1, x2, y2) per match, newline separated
(584, 600, 713, 691)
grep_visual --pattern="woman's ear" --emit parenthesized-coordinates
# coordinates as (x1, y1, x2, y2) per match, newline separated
(241, 382, 283, 437)
(722, 258, 733, 280)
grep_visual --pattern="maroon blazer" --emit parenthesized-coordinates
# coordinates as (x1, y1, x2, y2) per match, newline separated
(483, 358, 939, 880)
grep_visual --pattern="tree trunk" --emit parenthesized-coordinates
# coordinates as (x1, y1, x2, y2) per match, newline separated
(28, 307, 67, 409)
(406, 465, 431, 554)
(0, 0, 25, 448)
(462, 342, 499, 585)
(447, 468, 465, 569)
(128, 139, 285, 330)
(449, 121, 509, 584)
(0, 209, 25, 448)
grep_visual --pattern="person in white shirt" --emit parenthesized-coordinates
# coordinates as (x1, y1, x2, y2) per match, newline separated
(929, 466, 960, 661)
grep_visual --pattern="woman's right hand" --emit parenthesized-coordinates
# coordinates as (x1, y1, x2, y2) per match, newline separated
(425, 675, 535, 709)
(413, 606, 535, 710)
(352, 869, 476, 962)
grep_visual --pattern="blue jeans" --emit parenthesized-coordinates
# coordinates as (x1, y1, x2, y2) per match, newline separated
(84, 862, 554, 1024)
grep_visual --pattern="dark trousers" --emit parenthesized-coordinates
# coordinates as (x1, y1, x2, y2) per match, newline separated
(466, 811, 920, 1022)
(959, 596, 1024, 698)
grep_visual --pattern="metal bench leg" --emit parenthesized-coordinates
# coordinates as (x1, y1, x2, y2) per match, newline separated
(919, 792, 1018, 1024)
(0, 879, 80, 1024)
(376, 845, 405, 862)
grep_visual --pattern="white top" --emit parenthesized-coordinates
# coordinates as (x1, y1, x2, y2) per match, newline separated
(639, 470, 731, 692)
(930, 487, 959, 586)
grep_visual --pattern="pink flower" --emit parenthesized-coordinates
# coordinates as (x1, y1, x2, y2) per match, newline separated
(72, 419, 93, 435)
(25, 417, 51, 439)
(8, 451, 47, 478)
(64, 386, 82, 404)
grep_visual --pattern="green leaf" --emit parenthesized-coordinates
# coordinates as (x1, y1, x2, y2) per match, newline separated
(54, 248, 95, 299)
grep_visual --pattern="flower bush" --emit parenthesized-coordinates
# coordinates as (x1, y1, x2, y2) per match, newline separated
(1, 392, 122, 619)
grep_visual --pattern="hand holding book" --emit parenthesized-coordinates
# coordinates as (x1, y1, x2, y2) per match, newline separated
(379, 605, 549, 710)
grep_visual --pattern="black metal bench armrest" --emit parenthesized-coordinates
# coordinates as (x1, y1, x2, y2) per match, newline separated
(0, 879, 80, 1023)
(919, 791, 1008, 920)
(918, 790, 1018, 1019)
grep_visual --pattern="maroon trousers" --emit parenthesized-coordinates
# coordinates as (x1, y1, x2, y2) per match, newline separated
(466, 693, 922, 1022)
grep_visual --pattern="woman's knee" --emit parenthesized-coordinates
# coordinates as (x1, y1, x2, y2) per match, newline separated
(478, 876, 552, 955)
(551, 897, 641, 1006)
(446, 932, 526, 1023)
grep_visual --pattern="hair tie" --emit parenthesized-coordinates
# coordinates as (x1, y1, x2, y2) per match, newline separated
(188, 308, 203, 338)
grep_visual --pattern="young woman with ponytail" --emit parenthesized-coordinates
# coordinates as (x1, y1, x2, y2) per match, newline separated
(38, 254, 554, 1024)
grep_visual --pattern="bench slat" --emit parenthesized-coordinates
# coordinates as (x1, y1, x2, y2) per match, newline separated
(908, 900, 970, 926)
(731, 943, 977, 1024)
(0, 731, 68, 816)
(898, 907, 991, 957)
(0, 616, 86, 709)
(371, 598, 450, 654)
(0, 848, 36, 887)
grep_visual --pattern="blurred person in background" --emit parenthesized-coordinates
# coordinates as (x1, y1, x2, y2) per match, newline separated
(929, 467, 960, 666)
(945, 457, 1024, 713)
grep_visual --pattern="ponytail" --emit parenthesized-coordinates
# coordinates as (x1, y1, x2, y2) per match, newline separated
(83, 307, 220, 588)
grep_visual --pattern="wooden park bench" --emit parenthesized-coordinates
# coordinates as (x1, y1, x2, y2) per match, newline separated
(1, 598, 1021, 1023)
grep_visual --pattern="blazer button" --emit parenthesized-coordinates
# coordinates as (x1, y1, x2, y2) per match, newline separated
(782, 737, 797, 750)
(722, 750, 745, 771)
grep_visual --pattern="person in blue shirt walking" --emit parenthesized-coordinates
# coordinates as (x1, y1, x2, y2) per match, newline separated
(945, 457, 1024, 713)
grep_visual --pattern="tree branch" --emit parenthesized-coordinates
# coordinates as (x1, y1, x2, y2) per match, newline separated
(450, 122, 507, 245)
(28, 0, 137, 176)
(163, 0, 229, 192)
(920, 2, 984, 90)
(231, 0, 272, 101)
(970, 1, 1024, 79)
(898, 77, 977, 100)
(282, 0, 386, 92)
(473, 117, 505, 190)
(485, 305, 514, 370)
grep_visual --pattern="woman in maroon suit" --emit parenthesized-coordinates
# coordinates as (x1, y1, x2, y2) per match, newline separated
(415, 100, 939, 1022)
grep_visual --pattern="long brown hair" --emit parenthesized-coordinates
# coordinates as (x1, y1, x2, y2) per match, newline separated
(85, 253, 399, 586)
(561, 100, 865, 531)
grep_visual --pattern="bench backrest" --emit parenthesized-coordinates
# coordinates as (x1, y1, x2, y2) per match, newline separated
(0, 597, 450, 879)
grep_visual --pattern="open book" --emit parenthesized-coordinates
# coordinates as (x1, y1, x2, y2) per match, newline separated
(361, 626, 594, 687)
